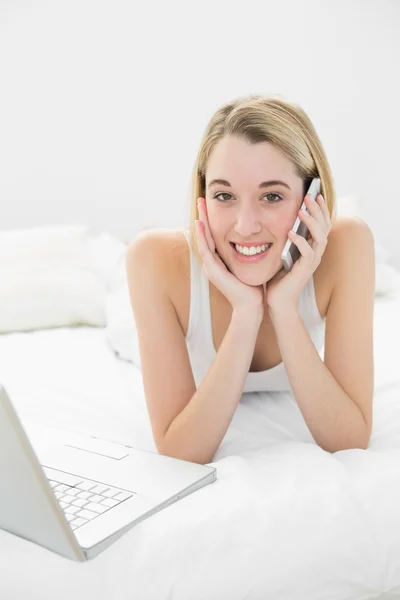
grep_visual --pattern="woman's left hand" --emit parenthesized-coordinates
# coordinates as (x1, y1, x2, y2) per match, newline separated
(265, 193, 332, 317)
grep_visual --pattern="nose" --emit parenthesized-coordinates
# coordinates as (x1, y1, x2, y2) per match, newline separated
(234, 204, 263, 237)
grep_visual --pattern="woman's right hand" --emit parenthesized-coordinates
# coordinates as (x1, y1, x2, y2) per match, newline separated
(195, 197, 266, 318)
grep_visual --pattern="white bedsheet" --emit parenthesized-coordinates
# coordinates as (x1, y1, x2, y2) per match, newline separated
(1, 292, 400, 600)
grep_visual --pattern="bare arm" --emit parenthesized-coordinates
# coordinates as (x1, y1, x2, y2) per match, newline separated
(162, 309, 262, 465)
(126, 230, 262, 466)
(267, 219, 375, 452)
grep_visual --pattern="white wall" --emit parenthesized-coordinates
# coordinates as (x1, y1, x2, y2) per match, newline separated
(0, 0, 399, 265)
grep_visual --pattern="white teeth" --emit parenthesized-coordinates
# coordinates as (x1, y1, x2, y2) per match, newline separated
(235, 243, 271, 256)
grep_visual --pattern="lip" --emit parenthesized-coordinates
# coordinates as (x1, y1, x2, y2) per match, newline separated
(230, 242, 272, 263)
(231, 241, 272, 247)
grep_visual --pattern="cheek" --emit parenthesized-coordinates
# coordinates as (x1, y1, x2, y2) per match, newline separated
(205, 200, 219, 217)
(267, 210, 298, 237)
(205, 203, 224, 235)
(280, 204, 299, 227)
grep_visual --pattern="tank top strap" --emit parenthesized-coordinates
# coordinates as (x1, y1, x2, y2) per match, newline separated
(182, 229, 204, 342)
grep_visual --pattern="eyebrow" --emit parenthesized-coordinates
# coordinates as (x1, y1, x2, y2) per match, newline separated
(207, 179, 291, 191)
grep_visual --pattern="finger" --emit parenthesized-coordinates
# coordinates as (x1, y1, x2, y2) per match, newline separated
(298, 210, 326, 246)
(293, 219, 328, 267)
(198, 200, 215, 252)
(288, 230, 314, 259)
(195, 220, 226, 283)
(306, 193, 330, 232)
(304, 194, 325, 225)
(197, 199, 216, 253)
(194, 220, 208, 259)
(195, 220, 218, 268)
(315, 194, 332, 231)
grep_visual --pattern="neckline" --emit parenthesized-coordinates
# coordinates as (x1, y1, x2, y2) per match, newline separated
(206, 276, 324, 376)
(207, 286, 285, 375)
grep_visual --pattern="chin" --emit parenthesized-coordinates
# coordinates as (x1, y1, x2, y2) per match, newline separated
(233, 271, 272, 287)
(224, 262, 275, 286)
(218, 245, 282, 284)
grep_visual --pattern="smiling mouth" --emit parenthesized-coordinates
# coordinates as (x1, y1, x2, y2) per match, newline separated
(229, 241, 273, 252)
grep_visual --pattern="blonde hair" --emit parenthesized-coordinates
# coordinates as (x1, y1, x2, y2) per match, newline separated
(185, 94, 337, 263)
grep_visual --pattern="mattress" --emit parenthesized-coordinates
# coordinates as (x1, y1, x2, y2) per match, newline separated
(1, 291, 400, 600)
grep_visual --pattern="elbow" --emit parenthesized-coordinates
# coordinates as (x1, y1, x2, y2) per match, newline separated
(158, 439, 213, 465)
(324, 432, 371, 453)
(322, 414, 372, 453)
(350, 421, 372, 451)
(158, 426, 215, 465)
(159, 449, 212, 465)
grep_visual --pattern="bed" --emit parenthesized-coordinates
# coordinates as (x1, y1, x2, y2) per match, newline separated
(1, 219, 400, 600)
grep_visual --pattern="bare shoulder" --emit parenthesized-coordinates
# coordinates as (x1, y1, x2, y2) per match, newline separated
(324, 215, 375, 302)
(328, 215, 374, 264)
(312, 215, 374, 318)
(126, 227, 187, 270)
(126, 228, 189, 300)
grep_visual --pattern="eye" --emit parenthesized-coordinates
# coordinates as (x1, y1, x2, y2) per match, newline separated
(214, 193, 233, 202)
(213, 192, 283, 203)
(263, 193, 283, 203)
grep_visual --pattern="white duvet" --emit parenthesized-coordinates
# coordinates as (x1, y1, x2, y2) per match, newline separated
(0, 289, 400, 600)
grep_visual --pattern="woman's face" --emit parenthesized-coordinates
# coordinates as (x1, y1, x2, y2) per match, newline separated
(204, 135, 305, 286)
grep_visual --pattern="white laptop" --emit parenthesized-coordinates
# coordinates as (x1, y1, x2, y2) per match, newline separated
(0, 383, 217, 561)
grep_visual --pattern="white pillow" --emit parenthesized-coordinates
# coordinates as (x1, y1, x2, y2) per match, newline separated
(87, 232, 127, 292)
(0, 225, 107, 333)
(0, 224, 90, 262)
(374, 264, 400, 297)
(105, 280, 141, 366)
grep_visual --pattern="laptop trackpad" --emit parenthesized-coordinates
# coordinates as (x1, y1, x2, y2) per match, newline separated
(64, 437, 129, 460)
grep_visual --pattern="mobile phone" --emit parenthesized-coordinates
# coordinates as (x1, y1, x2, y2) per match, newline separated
(281, 178, 321, 272)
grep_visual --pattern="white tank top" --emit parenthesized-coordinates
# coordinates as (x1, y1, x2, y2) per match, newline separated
(183, 229, 326, 393)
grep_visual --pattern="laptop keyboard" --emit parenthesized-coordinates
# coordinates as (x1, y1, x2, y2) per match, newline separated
(42, 466, 136, 531)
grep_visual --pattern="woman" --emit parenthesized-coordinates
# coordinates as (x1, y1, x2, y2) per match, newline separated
(126, 94, 375, 465)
